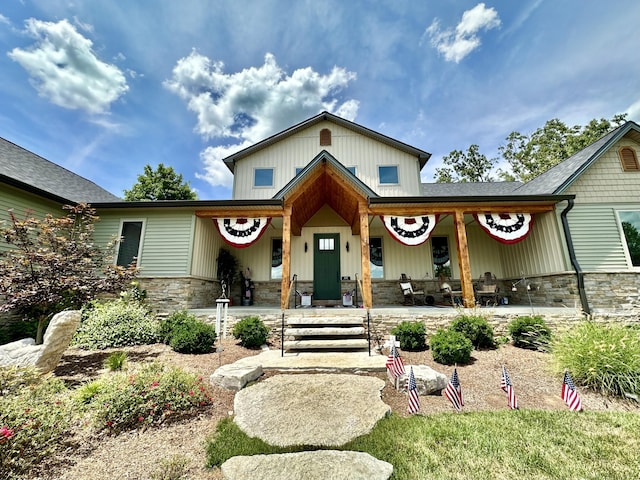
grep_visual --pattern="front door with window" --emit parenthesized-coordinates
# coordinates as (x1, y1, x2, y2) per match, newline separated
(313, 233, 341, 300)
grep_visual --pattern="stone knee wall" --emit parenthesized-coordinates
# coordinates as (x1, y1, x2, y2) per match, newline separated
(137, 277, 219, 313)
(584, 272, 640, 312)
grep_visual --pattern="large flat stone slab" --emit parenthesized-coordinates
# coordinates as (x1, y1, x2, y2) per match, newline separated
(234, 374, 390, 447)
(221, 450, 393, 480)
(210, 363, 263, 391)
(389, 364, 448, 395)
(232, 350, 387, 372)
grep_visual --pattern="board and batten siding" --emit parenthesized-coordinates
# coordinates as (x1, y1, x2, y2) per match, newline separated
(191, 216, 224, 279)
(232, 120, 423, 200)
(0, 184, 64, 253)
(94, 210, 196, 277)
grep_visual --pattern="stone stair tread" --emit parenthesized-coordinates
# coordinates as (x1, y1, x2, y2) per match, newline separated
(284, 339, 370, 350)
(284, 327, 365, 336)
(287, 317, 365, 326)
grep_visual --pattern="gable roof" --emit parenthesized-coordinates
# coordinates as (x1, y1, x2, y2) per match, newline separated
(222, 111, 431, 172)
(0, 137, 121, 204)
(515, 120, 640, 195)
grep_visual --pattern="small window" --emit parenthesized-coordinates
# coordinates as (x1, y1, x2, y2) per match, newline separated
(254, 168, 274, 187)
(320, 128, 331, 146)
(319, 238, 335, 251)
(295, 167, 303, 176)
(346, 166, 356, 175)
(378, 165, 399, 184)
(370, 237, 384, 279)
(271, 238, 282, 279)
(117, 221, 143, 267)
(619, 147, 639, 171)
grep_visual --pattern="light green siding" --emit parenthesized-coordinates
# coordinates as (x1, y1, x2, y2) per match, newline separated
(191, 216, 224, 279)
(95, 210, 195, 277)
(0, 183, 64, 253)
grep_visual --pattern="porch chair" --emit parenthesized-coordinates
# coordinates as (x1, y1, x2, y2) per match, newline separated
(399, 274, 425, 305)
(475, 271, 500, 306)
(440, 279, 463, 307)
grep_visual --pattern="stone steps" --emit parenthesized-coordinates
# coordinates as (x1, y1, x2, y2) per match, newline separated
(283, 339, 370, 350)
(284, 326, 365, 337)
(284, 312, 369, 353)
(287, 316, 364, 326)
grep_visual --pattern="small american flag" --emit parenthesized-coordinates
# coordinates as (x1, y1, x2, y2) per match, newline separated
(407, 366, 420, 414)
(444, 368, 464, 411)
(500, 365, 518, 409)
(561, 370, 583, 412)
(386, 344, 405, 378)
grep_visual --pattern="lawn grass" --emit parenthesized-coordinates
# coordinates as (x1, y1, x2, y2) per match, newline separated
(207, 411, 640, 479)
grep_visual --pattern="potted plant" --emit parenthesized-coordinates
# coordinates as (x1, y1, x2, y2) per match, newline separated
(216, 248, 239, 300)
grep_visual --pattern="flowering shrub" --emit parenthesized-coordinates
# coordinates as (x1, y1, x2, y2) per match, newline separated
(76, 362, 214, 432)
(0, 368, 73, 477)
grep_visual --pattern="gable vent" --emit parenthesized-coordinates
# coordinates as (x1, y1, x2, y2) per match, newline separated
(320, 128, 332, 146)
(619, 147, 639, 171)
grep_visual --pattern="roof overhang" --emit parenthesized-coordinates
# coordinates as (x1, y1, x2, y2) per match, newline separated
(2, 174, 74, 205)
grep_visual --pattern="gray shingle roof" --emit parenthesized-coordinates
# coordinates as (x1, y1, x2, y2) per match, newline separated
(515, 121, 640, 195)
(422, 181, 522, 197)
(0, 137, 121, 203)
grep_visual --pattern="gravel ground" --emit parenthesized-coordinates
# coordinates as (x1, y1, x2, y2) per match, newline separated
(31, 340, 638, 480)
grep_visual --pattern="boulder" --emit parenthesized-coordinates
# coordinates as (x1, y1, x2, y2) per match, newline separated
(0, 310, 81, 373)
(210, 363, 263, 391)
(389, 364, 448, 395)
(221, 450, 393, 480)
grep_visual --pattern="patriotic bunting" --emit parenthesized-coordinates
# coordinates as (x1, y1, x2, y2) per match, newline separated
(407, 366, 421, 414)
(381, 215, 439, 246)
(561, 370, 583, 412)
(213, 217, 271, 248)
(385, 344, 405, 378)
(444, 368, 464, 412)
(500, 365, 518, 409)
(474, 213, 534, 244)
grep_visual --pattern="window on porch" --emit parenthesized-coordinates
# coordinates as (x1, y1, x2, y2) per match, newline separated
(370, 237, 384, 278)
(432, 236, 451, 279)
(271, 238, 282, 279)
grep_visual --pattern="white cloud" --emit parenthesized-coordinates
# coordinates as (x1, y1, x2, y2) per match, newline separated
(165, 51, 358, 188)
(427, 3, 501, 63)
(626, 99, 640, 123)
(8, 18, 128, 114)
(0, 14, 10, 26)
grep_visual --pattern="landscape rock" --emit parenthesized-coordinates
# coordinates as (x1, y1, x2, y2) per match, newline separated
(389, 364, 448, 395)
(234, 373, 390, 447)
(221, 450, 393, 480)
(0, 310, 81, 373)
(210, 363, 263, 390)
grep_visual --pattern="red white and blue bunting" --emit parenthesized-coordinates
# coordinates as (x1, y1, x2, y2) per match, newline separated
(213, 217, 271, 248)
(381, 215, 439, 246)
(474, 213, 534, 244)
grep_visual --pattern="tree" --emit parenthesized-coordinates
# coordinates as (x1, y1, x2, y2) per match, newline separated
(0, 204, 138, 344)
(124, 163, 197, 201)
(498, 114, 627, 182)
(434, 144, 495, 183)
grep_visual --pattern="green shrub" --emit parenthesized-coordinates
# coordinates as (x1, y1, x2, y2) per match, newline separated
(391, 321, 427, 351)
(430, 329, 473, 365)
(0, 369, 73, 477)
(169, 320, 217, 354)
(72, 300, 159, 349)
(450, 315, 495, 348)
(508, 315, 552, 351)
(159, 310, 194, 344)
(105, 351, 127, 371)
(232, 316, 269, 348)
(76, 362, 214, 432)
(552, 321, 640, 397)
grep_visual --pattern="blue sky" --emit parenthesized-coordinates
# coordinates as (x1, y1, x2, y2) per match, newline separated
(1, 1, 639, 199)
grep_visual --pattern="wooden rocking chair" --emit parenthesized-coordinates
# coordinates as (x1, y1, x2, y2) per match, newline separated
(399, 275, 425, 305)
(475, 271, 500, 306)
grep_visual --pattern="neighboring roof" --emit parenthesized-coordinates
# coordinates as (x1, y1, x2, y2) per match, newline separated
(222, 111, 432, 172)
(422, 181, 522, 197)
(0, 137, 121, 203)
(515, 121, 640, 195)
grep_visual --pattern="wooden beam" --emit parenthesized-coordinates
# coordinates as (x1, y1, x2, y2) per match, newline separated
(453, 209, 475, 308)
(359, 203, 373, 309)
(280, 205, 292, 309)
(367, 204, 555, 216)
(196, 208, 283, 218)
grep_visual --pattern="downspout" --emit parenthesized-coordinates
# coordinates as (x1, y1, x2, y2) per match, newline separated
(560, 199, 591, 315)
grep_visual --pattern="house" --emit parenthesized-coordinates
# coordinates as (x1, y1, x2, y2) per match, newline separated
(2, 113, 640, 315)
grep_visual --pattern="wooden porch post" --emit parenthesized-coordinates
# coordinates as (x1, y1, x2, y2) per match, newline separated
(280, 204, 292, 310)
(453, 209, 475, 307)
(359, 203, 373, 309)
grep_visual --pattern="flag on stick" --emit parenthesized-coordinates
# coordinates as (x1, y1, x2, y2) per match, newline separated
(561, 370, 583, 412)
(407, 366, 420, 414)
(444, 368, 464, 411)
(500, 365, 518, 409)
(386, 344, 405, 378)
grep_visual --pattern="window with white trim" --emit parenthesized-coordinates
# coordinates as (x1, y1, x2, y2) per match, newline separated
(378, 165, 399, 184)
(116, 220, 144, 267)
(370, 237, 384, 278)
(271, 238, 282, 279)
(619, 211, 640, 267)
(254, 168, 274, 187)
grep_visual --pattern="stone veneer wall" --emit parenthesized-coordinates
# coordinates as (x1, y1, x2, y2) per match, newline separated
(583, 272, 640, 312)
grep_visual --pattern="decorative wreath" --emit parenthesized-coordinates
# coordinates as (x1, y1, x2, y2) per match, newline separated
(213, 217, 271, 248)
(473, 213, 534, 244)
(381, 215, 439, 246)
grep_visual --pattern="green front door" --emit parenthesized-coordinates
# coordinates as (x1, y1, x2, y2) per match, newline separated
(313, 233, 341, 300)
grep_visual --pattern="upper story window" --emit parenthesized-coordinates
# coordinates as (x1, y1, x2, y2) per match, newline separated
(378, 165, 399, 184)
(320, 128, 331, 146)
(619, 147, 639, 171)
(254, 168, 274, 187)
(116, 220, 144, 267)
(346, 166, 356, 175)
